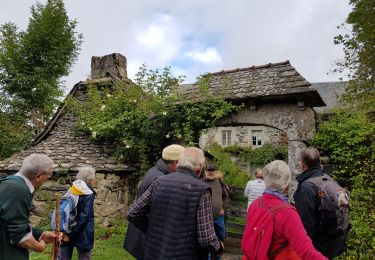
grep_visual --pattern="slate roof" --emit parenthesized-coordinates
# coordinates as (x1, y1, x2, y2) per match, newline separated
(312, 81, 346, 112)
(175, 61, 325, 107)
(0, 78, 134, 174)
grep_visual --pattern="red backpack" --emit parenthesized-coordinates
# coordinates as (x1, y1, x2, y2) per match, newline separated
(241, 197, 294, 260)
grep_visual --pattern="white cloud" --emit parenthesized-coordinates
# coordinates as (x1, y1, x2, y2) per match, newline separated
(185, 47, 222, 64)
(130, 14, 185, 65)
(136, 25, 166, 47)
(0, 0, 352, 88)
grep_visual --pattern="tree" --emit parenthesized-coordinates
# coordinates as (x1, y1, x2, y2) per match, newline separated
(334, 0, 375, 110)
(0, 0, 82, 129)
(0, 0, 82, 159)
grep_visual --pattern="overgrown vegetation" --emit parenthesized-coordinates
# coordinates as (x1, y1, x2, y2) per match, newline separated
(223, 144, 288, 165)
(206, 144, 249, 186)
(206, 144, 287, 186)
(68, 65, 240, 179)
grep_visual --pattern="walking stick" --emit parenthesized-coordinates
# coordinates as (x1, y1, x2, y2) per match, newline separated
(51, 194, 60, 260)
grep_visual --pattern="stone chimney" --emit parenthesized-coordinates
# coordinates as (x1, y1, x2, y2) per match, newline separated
(91, 53, 127, 79)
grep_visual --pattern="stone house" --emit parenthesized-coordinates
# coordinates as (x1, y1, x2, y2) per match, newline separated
(199, 81, 346, 150)
(0, 53, 134, 226)
(177, 60, 326, 179)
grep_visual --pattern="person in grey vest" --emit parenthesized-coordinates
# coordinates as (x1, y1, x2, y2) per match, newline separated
(203, 164, 229, 260)
(127, 147, 223, 259)
(244, 168, 265, 209)
(123, 144, 185, 259)
(293, 147, 344, 259)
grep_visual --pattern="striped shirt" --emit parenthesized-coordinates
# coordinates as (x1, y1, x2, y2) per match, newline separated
(244, 178, 266, 209)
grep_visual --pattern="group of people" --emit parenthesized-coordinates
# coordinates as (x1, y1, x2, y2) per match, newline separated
(0, 154, 97, 260)
(0, 146, 348, 260)
(242, 148, 348, 260)
(124, 145, 229, 260)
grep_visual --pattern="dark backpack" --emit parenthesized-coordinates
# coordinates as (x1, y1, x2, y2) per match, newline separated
(305, 174, 350, 237)
(241, 198, 294, 259)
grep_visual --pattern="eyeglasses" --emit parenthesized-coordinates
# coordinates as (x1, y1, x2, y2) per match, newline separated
(41, 172, 53, 178)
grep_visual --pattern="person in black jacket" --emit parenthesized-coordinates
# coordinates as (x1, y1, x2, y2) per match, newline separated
(58, 166, 96, 260)
(123, 144, 185, 259)
(293, 147, 343, 259)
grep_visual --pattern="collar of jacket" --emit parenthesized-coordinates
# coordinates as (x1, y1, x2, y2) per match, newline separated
(156, 158, 171, 175)
(176, 166, 199, 179)
(296, 165, 324, 183)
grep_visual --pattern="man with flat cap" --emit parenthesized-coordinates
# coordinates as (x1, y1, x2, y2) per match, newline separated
(124, 144, 185, 259)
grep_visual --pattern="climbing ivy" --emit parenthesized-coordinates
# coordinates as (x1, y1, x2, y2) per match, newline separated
(67, 65, 241, 176)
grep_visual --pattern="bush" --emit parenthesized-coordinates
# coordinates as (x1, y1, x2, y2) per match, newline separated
(224, 144, 288, 165)
(206, 144, 249, 186)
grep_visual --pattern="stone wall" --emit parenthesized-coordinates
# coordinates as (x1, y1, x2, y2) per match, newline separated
(209, 102, 316, 191)
(199, 125, 283, 148)
(30, 172, 130, 227)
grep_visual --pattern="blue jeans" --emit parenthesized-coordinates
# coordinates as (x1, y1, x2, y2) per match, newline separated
(208, 215, 226, 260)
(214, 215, 226, 241)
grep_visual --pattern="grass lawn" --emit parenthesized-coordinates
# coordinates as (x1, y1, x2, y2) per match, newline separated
(30, 222, 135, 260)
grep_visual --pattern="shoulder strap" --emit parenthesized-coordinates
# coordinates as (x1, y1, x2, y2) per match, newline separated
(257, 198, 294, 258)
(258, 197, 295, 212)
(269, 241, 289, 259)
(304, 174, 331, 186)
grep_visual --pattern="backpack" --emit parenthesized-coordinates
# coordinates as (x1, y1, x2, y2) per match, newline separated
(241, 197, 294, 260)
(50, 193, 78, 234)
(305, 174, 350, 237)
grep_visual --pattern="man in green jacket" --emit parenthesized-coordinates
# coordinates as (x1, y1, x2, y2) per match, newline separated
(0, 153, 58, 259)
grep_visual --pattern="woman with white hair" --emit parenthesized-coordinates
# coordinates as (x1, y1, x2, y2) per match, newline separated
(58, 166, 96, 260)
(241, 160, 327, 260)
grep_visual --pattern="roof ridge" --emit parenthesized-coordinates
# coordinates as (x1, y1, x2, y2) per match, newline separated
(207, 60, 290, 76)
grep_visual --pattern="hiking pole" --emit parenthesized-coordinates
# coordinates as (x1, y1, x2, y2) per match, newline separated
(51, 194, 60, 260)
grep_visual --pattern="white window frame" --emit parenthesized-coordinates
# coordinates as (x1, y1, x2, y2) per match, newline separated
(251, 130, 263, 147)
(221, 130, 232, 147)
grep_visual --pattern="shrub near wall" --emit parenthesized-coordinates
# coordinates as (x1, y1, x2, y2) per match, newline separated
(207, 144, 288, 187)
(224, 144, 288, 165)
(313, 109, 375, 258)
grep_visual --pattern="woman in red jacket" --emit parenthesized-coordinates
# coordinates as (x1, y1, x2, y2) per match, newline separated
(241, 160, 327, 260)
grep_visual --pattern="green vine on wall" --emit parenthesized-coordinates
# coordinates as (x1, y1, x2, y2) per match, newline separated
(66, 65, 241, 179)
(223, 144, 288, 165)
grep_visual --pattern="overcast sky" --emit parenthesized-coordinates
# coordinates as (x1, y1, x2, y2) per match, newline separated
(0, 0, 351, 90)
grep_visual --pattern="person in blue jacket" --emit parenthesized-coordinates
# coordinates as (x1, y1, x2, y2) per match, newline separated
(58, 166, 96, 260)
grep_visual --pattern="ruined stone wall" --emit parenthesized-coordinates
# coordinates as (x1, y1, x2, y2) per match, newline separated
(30, 172, 130, 227)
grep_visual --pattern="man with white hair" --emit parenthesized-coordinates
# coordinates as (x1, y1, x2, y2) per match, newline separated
(124, 144, 185, 259)
(127, 147, 223, 259)
(0, 153, 57, 260)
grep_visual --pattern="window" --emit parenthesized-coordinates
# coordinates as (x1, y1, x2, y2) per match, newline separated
(222, 130, 232, 146)
(252, 130, 263, 147)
